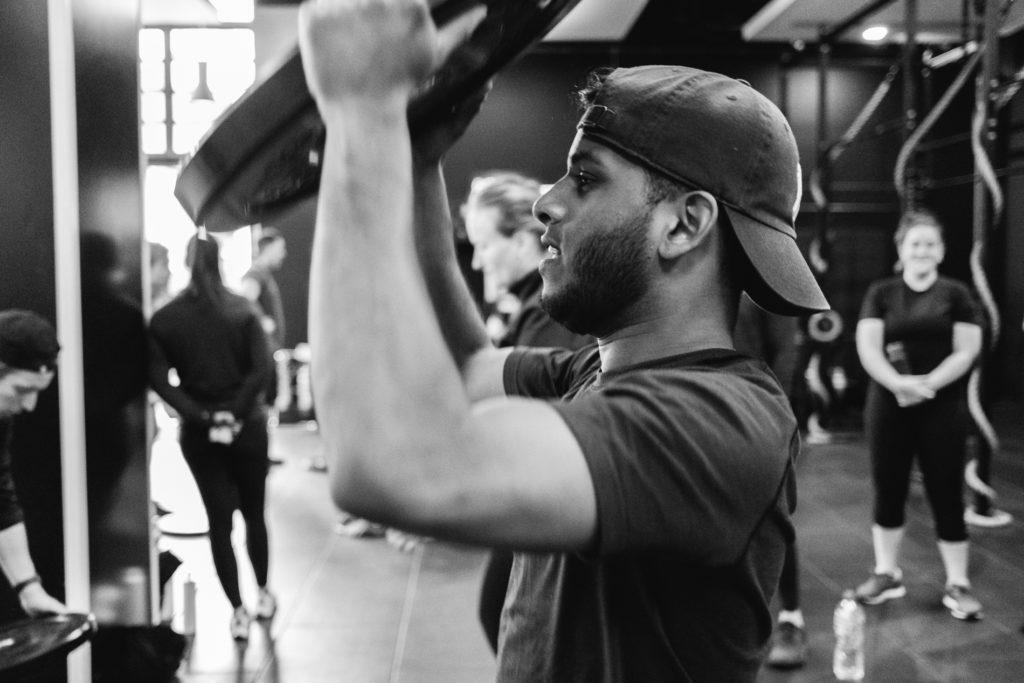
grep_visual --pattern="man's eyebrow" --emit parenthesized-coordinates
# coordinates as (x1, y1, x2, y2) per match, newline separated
(568, 149, 600, 168)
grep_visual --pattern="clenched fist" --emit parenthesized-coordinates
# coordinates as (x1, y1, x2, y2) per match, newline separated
(298, 0, 486, 111)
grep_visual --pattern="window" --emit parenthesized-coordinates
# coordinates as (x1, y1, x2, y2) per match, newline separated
(141, 15, 257, 298)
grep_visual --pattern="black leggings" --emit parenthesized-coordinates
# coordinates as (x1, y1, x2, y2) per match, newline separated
(863, 384, 968, 542)
(180, 416, 270, 608)
(776, 540, 800, 611)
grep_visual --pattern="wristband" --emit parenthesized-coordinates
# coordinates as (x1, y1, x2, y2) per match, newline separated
(12, 574, 40, 595)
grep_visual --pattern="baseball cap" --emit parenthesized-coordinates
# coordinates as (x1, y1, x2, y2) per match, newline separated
(0, 309, 60, 372)
(576, 65, 829, 315)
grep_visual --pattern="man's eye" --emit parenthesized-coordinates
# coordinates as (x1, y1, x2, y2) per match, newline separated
(574, 171, 593, 190)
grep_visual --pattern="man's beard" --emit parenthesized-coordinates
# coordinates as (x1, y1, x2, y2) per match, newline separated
(540, 208, 652, 336)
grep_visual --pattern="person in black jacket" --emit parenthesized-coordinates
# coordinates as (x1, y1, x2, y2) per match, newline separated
(148, 234, 276, 640)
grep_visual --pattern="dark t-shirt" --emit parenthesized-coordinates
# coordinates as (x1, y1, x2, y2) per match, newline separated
(0, 420, 23, 531)
(148, 290, 271, 424)
(497, 346, 798, 682)
(858, 276, 982, 385)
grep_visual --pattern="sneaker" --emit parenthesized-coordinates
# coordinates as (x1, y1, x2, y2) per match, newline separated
(943, 584, 983, 621)
(230, 607, 251, 640)
(255, 588, 277, 620)
(766, 621, 808, 669)
(854, 570, 906, 605)
(964, 506, 1013, 528)
(334, 514, 385, 539)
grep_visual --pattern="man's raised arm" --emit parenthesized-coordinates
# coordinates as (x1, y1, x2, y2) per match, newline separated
(299, 0, 488, 519)
(298, 0, 595, 550)
(411, 88, 511, 401)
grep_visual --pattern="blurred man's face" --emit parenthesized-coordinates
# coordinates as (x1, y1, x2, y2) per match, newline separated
(0, 368, 54, 419)
(465, 204, 533, 303)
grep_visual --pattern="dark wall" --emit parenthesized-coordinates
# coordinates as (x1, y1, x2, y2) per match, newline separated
(0, 0, 66, 628)
(265, 37, 1021, 404)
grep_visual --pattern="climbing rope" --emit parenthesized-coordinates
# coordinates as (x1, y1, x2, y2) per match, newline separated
(964, 55, 1006, 502)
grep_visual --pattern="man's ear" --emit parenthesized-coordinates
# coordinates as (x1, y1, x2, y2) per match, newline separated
(658, 190, 718, 260)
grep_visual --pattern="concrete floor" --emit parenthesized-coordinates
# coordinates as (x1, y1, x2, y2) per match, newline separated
(158, 401, 1024, 682)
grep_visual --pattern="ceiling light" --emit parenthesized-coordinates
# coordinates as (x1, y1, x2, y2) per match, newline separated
(862, 25, 889, 42)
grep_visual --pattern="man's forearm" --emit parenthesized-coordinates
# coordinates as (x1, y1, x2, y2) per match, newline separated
(309, 105, 473, 521)
(412, 161, 492, 368)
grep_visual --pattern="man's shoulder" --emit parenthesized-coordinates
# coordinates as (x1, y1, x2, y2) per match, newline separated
(595, 351, 790, 425)
(602, 349, 767, 387)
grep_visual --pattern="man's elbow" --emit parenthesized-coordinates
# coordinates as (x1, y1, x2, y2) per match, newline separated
(325, 440, 454, 532)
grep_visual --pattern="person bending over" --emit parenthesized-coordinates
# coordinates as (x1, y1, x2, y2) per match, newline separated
(298, 1, 828, 679)
(0, 309, 68, 618)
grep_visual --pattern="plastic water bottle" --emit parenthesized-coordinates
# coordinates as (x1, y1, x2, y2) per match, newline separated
(833, 590, 865, 681)
(182, 574, 197, 636)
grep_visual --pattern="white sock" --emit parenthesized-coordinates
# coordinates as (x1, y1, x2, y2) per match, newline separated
(938, 540, 971, 588)
(872, 524, 905, 575)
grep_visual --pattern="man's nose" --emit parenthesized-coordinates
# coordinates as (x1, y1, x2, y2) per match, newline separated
(533, 187, 565, 227)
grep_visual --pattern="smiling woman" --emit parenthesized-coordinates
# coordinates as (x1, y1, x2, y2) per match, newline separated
(854, 208, 986, 622)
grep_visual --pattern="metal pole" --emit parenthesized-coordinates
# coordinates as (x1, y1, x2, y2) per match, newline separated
(902, 0, 919, 209)
(816, 40, 831, 244)
(970, 0, 1002, 516)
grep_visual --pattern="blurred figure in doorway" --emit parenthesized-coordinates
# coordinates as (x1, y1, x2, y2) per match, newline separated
(148, 234, 277, 640)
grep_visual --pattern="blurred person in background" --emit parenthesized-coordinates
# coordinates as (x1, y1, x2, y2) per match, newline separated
(148, 234, 277, 640)
(853, 209, 984, 621)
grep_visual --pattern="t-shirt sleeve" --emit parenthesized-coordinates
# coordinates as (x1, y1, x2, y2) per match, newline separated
(552, 369, 796, 565)
(949, 281, 984, 326)
(0, 424, 24, 531)
(503, 346, 598, 399)
(858, 280, 885, 321)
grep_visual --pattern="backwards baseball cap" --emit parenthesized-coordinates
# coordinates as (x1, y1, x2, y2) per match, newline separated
(577, 65, 829, 315)
(0, 310, 60, 373)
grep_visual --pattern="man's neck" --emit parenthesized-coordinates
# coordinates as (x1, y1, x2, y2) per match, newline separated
(595, 310, 734, 373)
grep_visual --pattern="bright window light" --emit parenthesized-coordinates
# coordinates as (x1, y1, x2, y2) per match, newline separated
(862, 25, 889, 42)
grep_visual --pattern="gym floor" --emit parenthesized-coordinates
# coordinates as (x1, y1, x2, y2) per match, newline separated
(157, 401, 1024, 682)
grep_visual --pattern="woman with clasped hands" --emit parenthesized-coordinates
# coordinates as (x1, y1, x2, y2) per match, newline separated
(853, 209, 985, 621)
